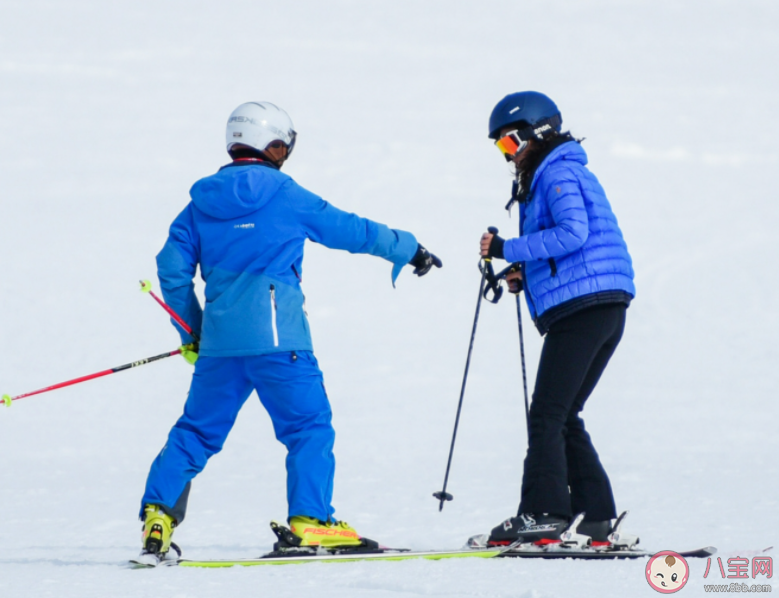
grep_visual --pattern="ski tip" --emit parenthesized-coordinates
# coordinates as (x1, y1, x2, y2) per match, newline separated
(675, 546, 718, 558)
(139, 280, 152, 293)
(2, 394, 11, 408)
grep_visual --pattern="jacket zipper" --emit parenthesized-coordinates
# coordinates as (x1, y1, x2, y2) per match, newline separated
(548, 257, 557, 277)
(518, 203, 539, 321)
(520, 261, 539, 319)
(269, 285, 279, 347)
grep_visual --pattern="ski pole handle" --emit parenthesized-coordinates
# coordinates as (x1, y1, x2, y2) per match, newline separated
(140, 280, 200, 343)
(485, 227, 499, 263)
(2, 348, 182, 408)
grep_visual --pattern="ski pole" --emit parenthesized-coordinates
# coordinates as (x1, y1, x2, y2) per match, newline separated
(2, 348, 182, 408)
(515, 293, 530, 434)
(139, 280, 200, 343)
(433, 226, 498, 511)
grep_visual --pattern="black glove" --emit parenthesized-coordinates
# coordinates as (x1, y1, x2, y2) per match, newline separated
(487, 233, 505, 259)
(507, 277, 523, 294)
(409, 244, 443, 276)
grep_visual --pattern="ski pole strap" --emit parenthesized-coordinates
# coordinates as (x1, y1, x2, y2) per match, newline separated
(480, 259, 503, 304)
(481, 262, 524, 303)
(481, 227, 504, 304)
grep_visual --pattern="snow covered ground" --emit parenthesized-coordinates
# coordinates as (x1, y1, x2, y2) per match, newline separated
(1, 1, 777, 596)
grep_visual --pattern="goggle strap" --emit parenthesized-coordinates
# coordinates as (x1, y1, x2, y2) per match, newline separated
(516, 114, 562, 140)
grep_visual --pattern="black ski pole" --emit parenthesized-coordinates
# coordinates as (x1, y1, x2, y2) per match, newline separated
(515, 293, 530, 434)
(433, 227, 498, 511)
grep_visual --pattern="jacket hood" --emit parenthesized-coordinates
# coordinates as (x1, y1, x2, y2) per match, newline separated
(190, 164, 289, 220)
(531, 141, 588, 192)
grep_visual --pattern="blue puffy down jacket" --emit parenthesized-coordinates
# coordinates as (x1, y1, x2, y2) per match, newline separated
(156, 162, 418, 356)
(503, 142, 635, 321)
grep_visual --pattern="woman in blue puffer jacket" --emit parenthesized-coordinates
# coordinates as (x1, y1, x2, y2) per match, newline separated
(478, 92, 635, 548)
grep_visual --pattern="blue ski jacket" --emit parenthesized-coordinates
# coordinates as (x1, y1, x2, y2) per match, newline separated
(156, 161, 418, 356)
(503, 142, 635, 322)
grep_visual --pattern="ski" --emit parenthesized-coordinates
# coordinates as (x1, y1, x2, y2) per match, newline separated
(131, 520, 504, 568)
(176, 548, 502, 568)
(469, 512, 716, 560)
(497, 545, 717, 560)
(146, 545, 717, 568)
(130, 515, 717, 568)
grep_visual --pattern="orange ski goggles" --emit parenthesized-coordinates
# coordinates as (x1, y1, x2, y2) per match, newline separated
(495, 129, 528, 159)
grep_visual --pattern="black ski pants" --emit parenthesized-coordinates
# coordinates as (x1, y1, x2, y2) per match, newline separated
(518, 303, 626, 522)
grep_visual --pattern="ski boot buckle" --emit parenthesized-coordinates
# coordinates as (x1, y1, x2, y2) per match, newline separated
(608, 511, 640, 549)
(560, 513, 592, 549)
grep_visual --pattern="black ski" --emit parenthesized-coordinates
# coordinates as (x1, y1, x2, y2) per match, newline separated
(498, 545, 717, 560)
(469, 512, 716, 560)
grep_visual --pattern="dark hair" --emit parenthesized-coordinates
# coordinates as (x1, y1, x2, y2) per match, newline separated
(516, 132, 577, 200)
(228, 144, 266, 160)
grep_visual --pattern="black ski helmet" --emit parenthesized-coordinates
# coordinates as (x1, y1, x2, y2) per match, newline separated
(488, 91, 562, 141)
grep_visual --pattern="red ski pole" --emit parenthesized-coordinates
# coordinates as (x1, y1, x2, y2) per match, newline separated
(2, 348, 182, 407)
(139, 280, 200, 342)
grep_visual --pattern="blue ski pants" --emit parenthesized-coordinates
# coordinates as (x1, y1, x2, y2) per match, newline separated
(140, 351, 336, 522)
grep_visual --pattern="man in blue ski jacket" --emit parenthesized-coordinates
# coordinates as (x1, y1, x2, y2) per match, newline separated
(134, 101, 441, 565)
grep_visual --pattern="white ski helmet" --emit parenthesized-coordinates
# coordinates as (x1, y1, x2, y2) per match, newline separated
(225, 101, 296, 155)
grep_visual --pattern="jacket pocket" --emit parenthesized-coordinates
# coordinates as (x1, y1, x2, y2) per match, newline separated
(269, 285, 279, 347)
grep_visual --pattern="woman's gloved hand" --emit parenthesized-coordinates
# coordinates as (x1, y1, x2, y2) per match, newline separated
(480, 230, 505, 259)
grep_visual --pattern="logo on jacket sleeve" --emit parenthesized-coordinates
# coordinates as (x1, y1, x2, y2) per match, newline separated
(234, 223, 255, 229)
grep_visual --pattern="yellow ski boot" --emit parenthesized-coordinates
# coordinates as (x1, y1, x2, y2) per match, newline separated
(133, 504, 180, 566)
(288, 516, 364, 548)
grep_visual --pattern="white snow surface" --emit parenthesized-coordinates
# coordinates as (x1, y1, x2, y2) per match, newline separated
(1, 1, 777, 596)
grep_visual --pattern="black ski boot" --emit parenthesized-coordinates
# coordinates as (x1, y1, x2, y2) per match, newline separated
(574, 512, 640, 550)
(486, 513, 569, 547)
(578, 520, 612, 544)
